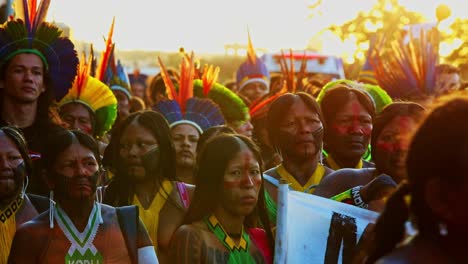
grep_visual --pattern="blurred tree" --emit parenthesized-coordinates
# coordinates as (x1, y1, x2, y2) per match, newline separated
(310, 0, 466, 67)
(442, 18, 468, 66)
(322, 0, 424, 61)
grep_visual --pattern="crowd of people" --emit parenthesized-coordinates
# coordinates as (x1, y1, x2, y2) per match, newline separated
(1, 1, 467, 263)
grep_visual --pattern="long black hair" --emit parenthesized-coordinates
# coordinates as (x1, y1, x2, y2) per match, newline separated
(267, 92, 323, 149)
(42, 129, 101, 174)
(371, 102, 425, 166)
(367, 93, 468, 262)
(103, 110, 177, 206)
(184, 134, 275, 252)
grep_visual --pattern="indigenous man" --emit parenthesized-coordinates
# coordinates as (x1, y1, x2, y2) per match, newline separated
(58, 56, 118, 155)
(9, 130, 158, 263)
(0, 0, 79, 195)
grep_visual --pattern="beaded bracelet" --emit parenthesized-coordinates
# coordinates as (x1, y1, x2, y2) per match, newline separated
(331, 186, 369, 209)
(351, 186, 368, 209)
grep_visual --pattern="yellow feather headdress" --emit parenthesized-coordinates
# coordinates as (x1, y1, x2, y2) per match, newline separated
(58, 54, 117, 138)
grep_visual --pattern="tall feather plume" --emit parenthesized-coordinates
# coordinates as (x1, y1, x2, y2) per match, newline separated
(178, 52, 195, 113)
(370, 26, 439, 98)
(75, 53, 89, 98)
(157, 56, 178, 101)
(89, 44, 97, 77)
(31, 0, 49, 34)
(247, 28, 256, 64)
(249, 91, 284, 118)
(96, 17, 115, 82)
(201, 64, 220, 96)
(296, 50, 308, 90)
(279, 49, 296, 93)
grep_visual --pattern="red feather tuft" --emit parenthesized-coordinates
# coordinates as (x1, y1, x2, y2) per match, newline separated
(250, 91, 285, 118)
(96, 17, 115, 82)
(178, 52, 195, 113)
(202, 64, 220, 96)
(157, 56, 178, 101)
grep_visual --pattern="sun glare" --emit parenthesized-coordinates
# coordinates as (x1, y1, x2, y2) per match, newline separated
(45, 0, 465, 58)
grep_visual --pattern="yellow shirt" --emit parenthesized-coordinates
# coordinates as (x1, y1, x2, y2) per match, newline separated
(132, 180, 173, 250)
(326, 155, 363, 170)
(276, 163, 326, 193)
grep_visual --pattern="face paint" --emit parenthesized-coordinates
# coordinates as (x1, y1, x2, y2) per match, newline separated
(141, 146, 160, 175)
(223, 151, 262, 189)
(51, 170, 99, 202)
(376, 116, 412, 153)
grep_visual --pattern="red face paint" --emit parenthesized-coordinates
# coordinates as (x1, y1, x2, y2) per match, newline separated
(332, 102, 372, 136)
(376, 116, 413, 154)
(223, 151, 262, 189)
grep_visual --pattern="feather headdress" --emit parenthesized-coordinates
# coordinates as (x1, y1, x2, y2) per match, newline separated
(192, 64, 249, 125)
(0, 0, 79, 101)
(153, 54, 225, 133)
(95, 18, 131, 99)
(58, 53, 117, 138)
(316, 79, 392, 114)
(248, 49, 308, 120)
(369, 24, 439, 99)
(236, 31, 270, 93)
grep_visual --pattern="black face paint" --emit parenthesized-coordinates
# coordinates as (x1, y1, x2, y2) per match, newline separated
(50, 170, 99, 201)
(311, 126, 324, 156)
(141, 147, 161, 175)
(13, 161, 26, 191)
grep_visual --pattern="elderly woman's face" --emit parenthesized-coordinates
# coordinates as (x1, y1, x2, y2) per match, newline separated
(0, 132, 24, 201)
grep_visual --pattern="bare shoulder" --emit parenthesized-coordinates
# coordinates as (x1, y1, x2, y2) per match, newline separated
(170, 223, 205, 264)
(315, 168, 376, 198)
(9, 212, 50, 262)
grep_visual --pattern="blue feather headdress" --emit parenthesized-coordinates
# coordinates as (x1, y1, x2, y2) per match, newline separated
(0, 0, 78, 101)
(369, 24, 439, 99)
(152, 54, 225, 133)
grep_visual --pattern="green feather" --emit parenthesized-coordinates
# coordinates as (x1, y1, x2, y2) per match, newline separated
(193, 79, 249, 123)
(94, 104, 117, 138)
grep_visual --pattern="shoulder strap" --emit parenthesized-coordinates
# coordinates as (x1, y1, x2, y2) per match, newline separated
(27, 193, 49, 214)
(116, 205, 139, 264)
(263, 174, 279, 187)
(176, 182, 190, 209)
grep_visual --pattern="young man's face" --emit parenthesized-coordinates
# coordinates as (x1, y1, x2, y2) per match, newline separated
(2, 53, 46, 103)
(171, 124, 199, 169)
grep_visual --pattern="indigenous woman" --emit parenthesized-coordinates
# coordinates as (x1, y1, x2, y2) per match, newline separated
(367, 93, 468, 263)
(170, 134, 274, 263)
(319, 85, 376, 170)
(103, 111, 191, 263)
(263, 92, 334, 224)
(0, 126, 48, 262)
(315, 102, 425, 211)
(9, 129, 157, 263)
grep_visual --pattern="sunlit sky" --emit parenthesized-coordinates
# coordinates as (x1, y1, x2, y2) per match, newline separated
(46, 0, 466, 55)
